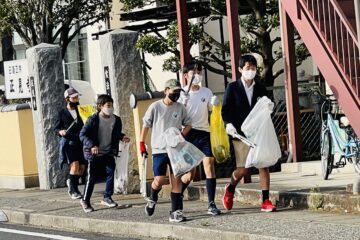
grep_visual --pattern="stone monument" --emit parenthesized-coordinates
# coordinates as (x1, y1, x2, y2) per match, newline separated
(26, 43, 65, 189)
(100, 29, 144, 193)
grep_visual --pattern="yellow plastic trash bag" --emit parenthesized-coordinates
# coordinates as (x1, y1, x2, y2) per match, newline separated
(210, 104, 230, 163)
(77, 104, 97, 123)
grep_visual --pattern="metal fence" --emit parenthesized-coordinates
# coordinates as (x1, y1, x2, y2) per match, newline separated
(268, 81, 323, 162)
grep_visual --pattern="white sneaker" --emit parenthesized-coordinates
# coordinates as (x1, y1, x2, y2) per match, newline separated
(101, 198, 118, 208)
(169, 210, 186, 223)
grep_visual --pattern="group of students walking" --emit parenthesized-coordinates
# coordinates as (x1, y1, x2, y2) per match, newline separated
(55, 91, 130, 213)
(56, 54, 276, 221)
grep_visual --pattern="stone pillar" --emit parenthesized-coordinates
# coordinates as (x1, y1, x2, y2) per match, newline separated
(26, 43, 65, 189)
(100, 29, 144, 193)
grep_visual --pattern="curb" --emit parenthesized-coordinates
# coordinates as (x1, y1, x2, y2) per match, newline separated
(0, 210, 8, 222)
(160, 185, 360, 213)
(1, 209, 293, 240)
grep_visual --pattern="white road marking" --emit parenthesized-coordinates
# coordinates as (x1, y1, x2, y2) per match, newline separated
(0, 227, 87, 240)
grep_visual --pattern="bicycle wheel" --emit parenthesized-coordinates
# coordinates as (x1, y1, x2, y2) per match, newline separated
(351, 145, 360, 174)
(321, 129, 333, 180)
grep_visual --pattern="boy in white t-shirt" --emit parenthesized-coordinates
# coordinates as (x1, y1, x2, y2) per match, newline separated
(179, 62, 221, 215)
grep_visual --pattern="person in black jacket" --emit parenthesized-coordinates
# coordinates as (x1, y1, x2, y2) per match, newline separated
(221, 54, 276, 212)
(55, 88, 85, 200)
(79, 94, 130, 213)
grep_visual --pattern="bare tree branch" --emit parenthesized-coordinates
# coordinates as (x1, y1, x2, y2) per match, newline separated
(271, 36, 281, 44)
(199, 59, 231, 77)
(248, 29, 261, 38)
(273, 69, 284, 79)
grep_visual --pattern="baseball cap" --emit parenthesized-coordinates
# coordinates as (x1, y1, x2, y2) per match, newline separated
(64, 88, 80, 99)
(164, 79, 182, 91)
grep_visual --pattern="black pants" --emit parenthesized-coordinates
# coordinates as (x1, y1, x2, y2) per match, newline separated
(83, 155, 115, 203)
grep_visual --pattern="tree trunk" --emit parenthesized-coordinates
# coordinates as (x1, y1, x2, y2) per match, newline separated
(255, 0, 275, 88)
(0, 33, 14, 76)
(260, 31, 275, 87)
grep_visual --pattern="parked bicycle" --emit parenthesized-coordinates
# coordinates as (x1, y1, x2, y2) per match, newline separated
(313, 89, 360, 180)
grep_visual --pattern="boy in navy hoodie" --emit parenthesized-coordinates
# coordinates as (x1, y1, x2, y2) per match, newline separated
(80, 94, 130, 213)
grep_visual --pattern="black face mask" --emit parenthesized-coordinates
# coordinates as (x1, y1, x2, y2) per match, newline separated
(168, 92, 181, 103)
(69, 101, 79, 108)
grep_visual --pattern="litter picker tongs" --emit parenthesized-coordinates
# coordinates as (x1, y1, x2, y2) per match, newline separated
(233, 133, 256, 148)
(140, 145, 148, 198)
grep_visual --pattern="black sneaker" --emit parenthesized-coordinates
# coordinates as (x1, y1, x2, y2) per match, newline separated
(101, 198, 118, 208)
(145, 199, 156, 216)
(207, 201, 221, 215)
(169, 210, 186, 223)
(80, 199, 94, 213)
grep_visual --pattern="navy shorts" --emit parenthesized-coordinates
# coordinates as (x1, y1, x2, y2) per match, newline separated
(65, 143, 86, 165)
(185, 129, 213, 157)
(152, 153, 173, 177)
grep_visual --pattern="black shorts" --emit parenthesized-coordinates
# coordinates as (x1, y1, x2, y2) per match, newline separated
(185, 129, 213, 157)
(64, 143, 86, 165)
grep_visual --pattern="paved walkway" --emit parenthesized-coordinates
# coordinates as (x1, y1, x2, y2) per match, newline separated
(1, 171, 360, 239)
(162, 171, 360, 212)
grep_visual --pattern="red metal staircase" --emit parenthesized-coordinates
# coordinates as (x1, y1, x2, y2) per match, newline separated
(280, 0, 360, 136)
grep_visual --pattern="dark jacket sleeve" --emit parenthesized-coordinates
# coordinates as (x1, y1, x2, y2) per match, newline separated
(110, 116, 125, 156)
(80, 115, 96, 149)
(221, 83, 235, 125)
(258, 83, 268, 98)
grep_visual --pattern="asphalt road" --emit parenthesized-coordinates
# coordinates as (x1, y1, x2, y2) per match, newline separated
(0, 223, 146, 240)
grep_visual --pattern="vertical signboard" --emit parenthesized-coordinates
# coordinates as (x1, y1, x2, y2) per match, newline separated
(29, 76, 37, 111)
(104, 66, 111, 96)
(4, 59, 30, 99)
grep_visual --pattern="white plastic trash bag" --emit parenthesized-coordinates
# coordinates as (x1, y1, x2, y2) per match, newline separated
(241, 96, 281, 168)
(163, 127, 205, 177)
(114, 141, 130, 194)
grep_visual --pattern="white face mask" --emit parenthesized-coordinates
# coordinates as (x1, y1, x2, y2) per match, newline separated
(102, 107, 114, 116)
(242, 70, 256, 80)
(191, 74, 202, 85)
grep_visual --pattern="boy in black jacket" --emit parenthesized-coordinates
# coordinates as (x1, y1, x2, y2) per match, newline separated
(221, 54, 276, 212)
(80, 94, 130, 213)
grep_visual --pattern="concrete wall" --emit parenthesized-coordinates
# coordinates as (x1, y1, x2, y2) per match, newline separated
(87, 2, 128, 95)
(0, 109, 38, 189)
(110, 2, 127, 29)
(87, 24, 107, 95)
(133, 99, 164, 179)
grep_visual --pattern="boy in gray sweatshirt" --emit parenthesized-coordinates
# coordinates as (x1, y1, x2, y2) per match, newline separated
(140, 79, 192, 222)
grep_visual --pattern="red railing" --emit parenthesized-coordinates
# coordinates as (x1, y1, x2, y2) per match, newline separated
(302, 0, 360, 98)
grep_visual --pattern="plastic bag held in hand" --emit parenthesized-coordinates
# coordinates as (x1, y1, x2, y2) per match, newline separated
(241, 96, 281, 169)
(162, 127, 205, 177)
(114, 142, 130, 194)
(210, 104, 230, 163)
(164, 127, 185, 147)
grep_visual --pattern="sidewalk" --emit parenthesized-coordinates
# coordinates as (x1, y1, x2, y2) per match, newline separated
(1, 171, 360, 240)
(162, 170, 360, 213)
